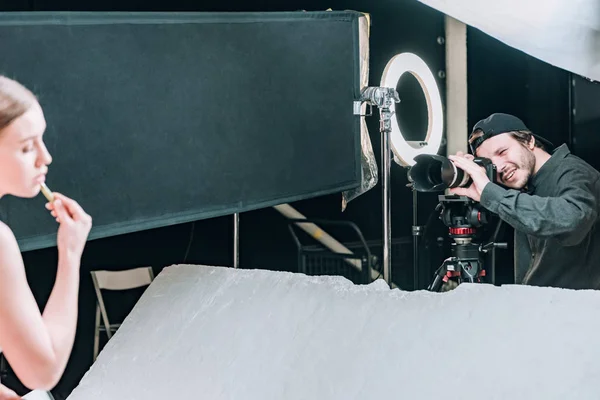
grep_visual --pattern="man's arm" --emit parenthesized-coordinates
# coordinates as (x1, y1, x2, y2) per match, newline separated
(479, 170, 598, 246)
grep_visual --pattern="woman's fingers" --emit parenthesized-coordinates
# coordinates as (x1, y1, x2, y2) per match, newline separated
(52, 199, 70, 225)
(45, 193, 92, 227)
(51, 192, 87, 220)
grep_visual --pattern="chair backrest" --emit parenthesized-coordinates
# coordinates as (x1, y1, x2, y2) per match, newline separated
(90, 267, 155, 336)
(91, 266, 155, 291)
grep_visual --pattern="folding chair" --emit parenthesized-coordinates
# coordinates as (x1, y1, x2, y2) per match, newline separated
(90, 266, 155, 361)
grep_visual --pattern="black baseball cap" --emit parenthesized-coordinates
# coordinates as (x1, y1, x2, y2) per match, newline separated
(468, 113, 554, 154)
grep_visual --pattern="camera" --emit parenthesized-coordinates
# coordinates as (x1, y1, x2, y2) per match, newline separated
(405, 154, 505, 291)
(407, 154, 496, 192)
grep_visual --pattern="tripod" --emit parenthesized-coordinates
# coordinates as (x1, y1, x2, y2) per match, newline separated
(428, 194, 507, 292)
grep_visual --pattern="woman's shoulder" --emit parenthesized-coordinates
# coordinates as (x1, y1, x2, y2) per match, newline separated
(0, 220, 20, 255)
(0, 221, 23, 276)
(0, 220, 15, 242)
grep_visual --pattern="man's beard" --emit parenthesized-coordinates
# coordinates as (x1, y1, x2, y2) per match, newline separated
(512, 149, 536, 189)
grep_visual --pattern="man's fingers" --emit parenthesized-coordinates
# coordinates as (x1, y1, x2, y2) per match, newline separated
(448, 155, 478, 174)
(449, 187, 468, 196)
(451, 152, 474, 160)
(449, 186, 479, 201)
(448, 155, 468, 168)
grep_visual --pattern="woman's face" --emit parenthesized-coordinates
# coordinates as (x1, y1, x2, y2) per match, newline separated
(0, 102, 52, 199)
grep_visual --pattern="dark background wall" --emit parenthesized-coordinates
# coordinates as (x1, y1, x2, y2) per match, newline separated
(1, 0, 597, 398)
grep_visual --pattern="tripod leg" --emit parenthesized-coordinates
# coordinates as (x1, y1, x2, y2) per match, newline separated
(427, 265, 446, 292)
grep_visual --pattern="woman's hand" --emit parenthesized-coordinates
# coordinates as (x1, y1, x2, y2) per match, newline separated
(0, 383, 20, 399)
(45, 192, 92, 259)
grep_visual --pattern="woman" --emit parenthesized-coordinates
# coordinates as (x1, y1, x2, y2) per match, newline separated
(0, 76, 92, 398)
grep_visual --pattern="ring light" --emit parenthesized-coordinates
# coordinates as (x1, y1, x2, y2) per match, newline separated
(380, 52, 444, 167)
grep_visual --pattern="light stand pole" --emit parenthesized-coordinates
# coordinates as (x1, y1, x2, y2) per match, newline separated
(359, 87, 400, 286)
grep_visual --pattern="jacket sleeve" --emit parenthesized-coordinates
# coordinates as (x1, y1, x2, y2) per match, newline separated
(479, 168, 599, 246)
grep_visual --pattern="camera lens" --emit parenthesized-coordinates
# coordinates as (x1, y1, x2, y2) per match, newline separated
(408, 154, 471, 192)
(442, 161, 472, 189)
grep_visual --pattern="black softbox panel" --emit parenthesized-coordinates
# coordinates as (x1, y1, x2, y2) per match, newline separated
(0, 11, 364, 251)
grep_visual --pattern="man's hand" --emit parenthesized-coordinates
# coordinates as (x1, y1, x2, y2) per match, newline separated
(447, 152, 491, 202)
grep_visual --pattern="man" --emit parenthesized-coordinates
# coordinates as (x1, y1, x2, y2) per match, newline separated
(448, 113, 600, 290)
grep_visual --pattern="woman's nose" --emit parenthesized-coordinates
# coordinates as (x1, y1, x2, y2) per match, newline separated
(37, 143, 52, 167)
(43, 150, 52, 166)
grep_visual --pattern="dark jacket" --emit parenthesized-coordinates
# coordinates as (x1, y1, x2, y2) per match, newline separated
(479, 144, 600, 290)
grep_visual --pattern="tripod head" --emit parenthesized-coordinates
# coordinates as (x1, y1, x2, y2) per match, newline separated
(437, 194, 489, 244)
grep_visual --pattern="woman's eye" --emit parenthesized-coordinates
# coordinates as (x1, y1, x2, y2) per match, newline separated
(22, 145, 34, 153)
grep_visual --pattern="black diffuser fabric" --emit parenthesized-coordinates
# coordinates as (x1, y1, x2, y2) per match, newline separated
(0, 11, 362, 251)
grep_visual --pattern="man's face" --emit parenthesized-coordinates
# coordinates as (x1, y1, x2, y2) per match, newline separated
(474, 132, 536, 189)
